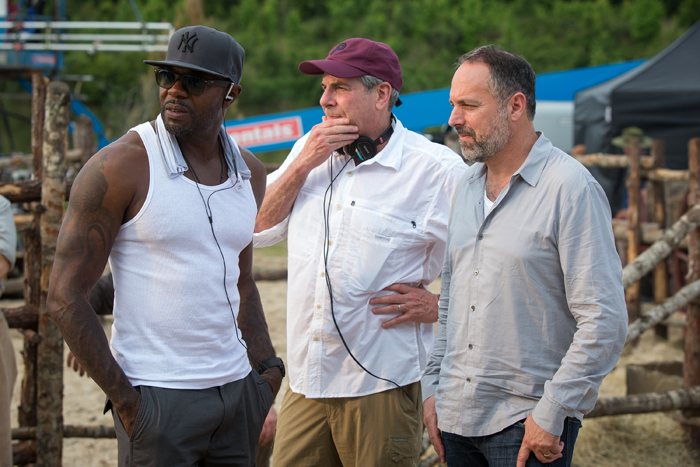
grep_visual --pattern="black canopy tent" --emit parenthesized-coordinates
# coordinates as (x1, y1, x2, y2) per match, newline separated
(574, 20, 700, 213)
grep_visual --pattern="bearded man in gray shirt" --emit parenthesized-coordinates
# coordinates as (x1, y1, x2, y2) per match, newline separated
(421, 45, 628, 467)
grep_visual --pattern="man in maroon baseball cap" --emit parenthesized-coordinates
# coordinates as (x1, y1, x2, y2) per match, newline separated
(253, 38, 467, 466)
(298, 37, 404, 106)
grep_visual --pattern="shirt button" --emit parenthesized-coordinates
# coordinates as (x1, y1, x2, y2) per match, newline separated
(336, 204, 342, 210)
(316, 304, 322, 309)
(470, 305, 475, 312)
(328, 240, 333, 246)
(466, 378, 471, 383)
(312, 336, 319, 342)
(320, 272, 325, 277)
(468, 344, 473, 349)
(347, 172, 353, 177)
(478, 234, 483, 240)
(474, 270, 479, 276)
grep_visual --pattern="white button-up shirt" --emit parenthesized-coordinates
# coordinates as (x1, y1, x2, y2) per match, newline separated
(254, 119, 467, 398)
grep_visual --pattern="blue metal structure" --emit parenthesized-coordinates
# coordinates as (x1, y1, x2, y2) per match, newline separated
(225, 59, 646, 154)
(1, 1, 172, 153)
(0, 0, 63, 70)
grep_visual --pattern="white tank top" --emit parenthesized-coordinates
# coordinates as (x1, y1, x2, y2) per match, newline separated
(108, 122, 257, 389)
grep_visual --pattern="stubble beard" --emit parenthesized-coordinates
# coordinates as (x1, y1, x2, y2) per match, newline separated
(458, 106, 514, 164)
(161, 100, 221, 138)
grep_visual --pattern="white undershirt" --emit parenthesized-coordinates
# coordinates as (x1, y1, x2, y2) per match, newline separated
(484, 189, 495, 215)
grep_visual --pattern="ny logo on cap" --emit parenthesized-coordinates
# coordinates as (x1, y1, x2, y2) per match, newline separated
(330, 43, 346, 55)
(178, 32, 198, 53)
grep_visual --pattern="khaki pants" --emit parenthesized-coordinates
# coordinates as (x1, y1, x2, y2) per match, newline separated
(0, 313, 16, 467)
(272, 383, 422, 467)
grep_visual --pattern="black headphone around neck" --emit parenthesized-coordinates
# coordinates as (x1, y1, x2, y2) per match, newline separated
(345, 114, 396, 165)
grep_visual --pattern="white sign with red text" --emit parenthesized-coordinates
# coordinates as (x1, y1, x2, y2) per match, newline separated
(227, 116, 303, 148)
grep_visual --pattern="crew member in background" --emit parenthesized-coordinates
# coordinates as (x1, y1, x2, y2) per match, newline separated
(0, 195, 17, 467)
(254, 38, 467, 466)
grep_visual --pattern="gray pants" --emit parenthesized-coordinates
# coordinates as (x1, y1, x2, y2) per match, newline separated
(110, 371, 274, 467)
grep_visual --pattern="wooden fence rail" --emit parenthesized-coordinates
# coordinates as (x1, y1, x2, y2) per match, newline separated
(621, 204, 700, 289)
(626, 279, 700, 343)
(588, 386, 700, 418)
(1, 90, 697, 466)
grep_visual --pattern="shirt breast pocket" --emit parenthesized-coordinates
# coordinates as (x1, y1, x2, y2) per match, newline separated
(343, 208, 411, 293)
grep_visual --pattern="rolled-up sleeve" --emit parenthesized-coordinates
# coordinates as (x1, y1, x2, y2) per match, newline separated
(532, 180, 628, 434)
(252, 136, 308, 248)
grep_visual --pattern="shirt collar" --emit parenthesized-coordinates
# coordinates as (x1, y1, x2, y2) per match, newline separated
(513, 132, 550, 187)
(334, 117, 407, 172)
(466, 132, 551, 187)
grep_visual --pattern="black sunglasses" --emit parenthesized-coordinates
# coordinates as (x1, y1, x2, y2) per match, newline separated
(154, 69, 231, 96)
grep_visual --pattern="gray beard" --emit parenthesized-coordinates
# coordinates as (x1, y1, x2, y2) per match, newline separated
(460, 107, 513, 163)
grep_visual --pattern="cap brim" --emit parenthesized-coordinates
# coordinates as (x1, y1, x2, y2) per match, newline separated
(143, 59, 231, 81)
(299, 59, 367, 78)
(611, 136, 625, 148)
(611, 136, 653, 149)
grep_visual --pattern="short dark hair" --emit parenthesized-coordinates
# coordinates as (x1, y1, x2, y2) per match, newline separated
(457, 45, 536, 120)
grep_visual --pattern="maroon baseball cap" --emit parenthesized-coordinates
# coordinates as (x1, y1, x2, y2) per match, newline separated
(299, 38, 403, 94)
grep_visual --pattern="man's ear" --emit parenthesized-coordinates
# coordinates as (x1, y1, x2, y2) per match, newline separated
(223, 85, 243, 108)
(374, 82, 393, 111)
(509, 92, 528, 122)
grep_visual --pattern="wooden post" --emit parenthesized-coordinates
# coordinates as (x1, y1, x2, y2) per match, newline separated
(651, 140, 669, 338)
(73, 115, 96, 166)
(31, 73, 48, 180)
(626, 138, 642, 322)
(685, 137, 700, 454)
(16, 73, 49, 464)
(36, 81, 70, 467)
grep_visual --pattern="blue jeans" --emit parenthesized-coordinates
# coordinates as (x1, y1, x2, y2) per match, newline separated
(442, 417, 581, 467)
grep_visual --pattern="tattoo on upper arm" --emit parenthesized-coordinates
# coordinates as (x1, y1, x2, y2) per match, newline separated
(59, 154, 118, 281)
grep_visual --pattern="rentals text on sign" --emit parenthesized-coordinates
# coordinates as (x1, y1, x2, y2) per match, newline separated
(227, 116, 303, 148)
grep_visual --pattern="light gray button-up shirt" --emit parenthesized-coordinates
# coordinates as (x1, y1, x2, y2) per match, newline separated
(421, 133, 627, 437)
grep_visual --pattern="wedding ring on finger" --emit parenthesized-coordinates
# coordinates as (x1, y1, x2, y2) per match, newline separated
(398, 304, 402, 313)
(543, 453, 552, 458)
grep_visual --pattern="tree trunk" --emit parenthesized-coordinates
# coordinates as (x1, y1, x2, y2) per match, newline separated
(36, 81, 70, 467)
(650, 140, 669, 339)
(31, 73, 48, 180)
(626, 139, 641, 322)
(685, 137, 700, 454)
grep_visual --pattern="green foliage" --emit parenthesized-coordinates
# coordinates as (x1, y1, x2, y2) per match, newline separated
(624, 0, 667, 42)
(1, 0, 695, 154)
(678, 0, 700, 26)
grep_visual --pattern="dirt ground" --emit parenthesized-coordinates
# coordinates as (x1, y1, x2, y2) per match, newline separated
(6, 248, 700, 466)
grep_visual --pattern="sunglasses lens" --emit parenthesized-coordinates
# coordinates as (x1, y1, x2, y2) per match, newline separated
(154, 70, 208, 95)
(182, 75, 206, 95)
(155, 70, 176, 89)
